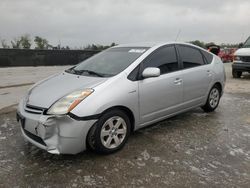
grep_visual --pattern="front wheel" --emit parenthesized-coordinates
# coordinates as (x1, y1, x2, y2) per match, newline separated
(232, 70, 242, 78)
(87, 109, 131, 154)
(202, 85, 221, 112)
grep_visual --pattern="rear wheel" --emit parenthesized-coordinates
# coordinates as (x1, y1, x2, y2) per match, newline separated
(202, 85, 221, 112)
(232, 70, 242, 78)
(87, 109, 131, 154)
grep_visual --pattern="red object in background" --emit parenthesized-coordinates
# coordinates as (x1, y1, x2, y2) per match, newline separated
(218, 48, 237, 63)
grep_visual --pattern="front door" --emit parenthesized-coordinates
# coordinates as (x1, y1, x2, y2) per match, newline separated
(138, 45, 183, 125)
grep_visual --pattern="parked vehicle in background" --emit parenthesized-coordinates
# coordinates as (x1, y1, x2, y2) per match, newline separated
(232, 37, 250, 78)
(206, 44, 220, 56)
(218, 48, 237, 63)
(17, 42, 225, 155)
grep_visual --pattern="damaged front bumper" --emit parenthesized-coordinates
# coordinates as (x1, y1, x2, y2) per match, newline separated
(17, 99, 97, 154)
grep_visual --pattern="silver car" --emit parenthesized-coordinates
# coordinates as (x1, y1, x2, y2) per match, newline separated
(17, 42, 225, 154)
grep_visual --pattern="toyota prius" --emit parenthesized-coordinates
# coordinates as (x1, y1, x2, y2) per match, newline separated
(17, 42, 225, 154)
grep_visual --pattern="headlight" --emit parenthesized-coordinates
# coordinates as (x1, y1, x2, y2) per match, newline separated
(47, 89, 94, 115)
(234, 56, 242, 62)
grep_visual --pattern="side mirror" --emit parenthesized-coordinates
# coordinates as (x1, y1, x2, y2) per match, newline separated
(238, 43, 243, 48)
(142, 67, 160, 78)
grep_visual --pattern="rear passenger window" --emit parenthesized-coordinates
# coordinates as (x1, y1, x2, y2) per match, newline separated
(178, 45, 205, 68)
(143, 46, 179, 75)
(201, 50, 213, 64)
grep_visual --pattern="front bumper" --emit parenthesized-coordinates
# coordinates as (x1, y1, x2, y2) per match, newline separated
(17, 99, 97, 154)
(232, 62, 250, 72)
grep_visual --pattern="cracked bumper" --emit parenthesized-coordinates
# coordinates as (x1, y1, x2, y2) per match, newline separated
(17, 99, 97, 154)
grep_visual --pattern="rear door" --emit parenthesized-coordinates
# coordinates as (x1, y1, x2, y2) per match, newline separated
(139, 45, 183, 125)
(176, 45, 213, 108)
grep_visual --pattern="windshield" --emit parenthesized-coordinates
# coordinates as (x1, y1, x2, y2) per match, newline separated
(243, 37, 250, 48)
(66, 47, 149, 77)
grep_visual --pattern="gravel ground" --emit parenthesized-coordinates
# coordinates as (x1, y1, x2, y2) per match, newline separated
(0, 63, 249, 187)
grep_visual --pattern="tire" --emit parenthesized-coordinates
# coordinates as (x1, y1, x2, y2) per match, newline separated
(201, 85, 221, 112)
(87, 109, 131, 154)
(232, 70, 242, 78)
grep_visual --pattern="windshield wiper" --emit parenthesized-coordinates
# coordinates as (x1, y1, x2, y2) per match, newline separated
(66, 67, 107, 77)
(76, 69, 105, 77)
(65, 66, 78, 74)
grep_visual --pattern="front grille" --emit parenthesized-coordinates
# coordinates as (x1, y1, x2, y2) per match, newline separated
(241, 56, 250, 62)
(25, 104, 46, 114)
(23, 128, 47, 146)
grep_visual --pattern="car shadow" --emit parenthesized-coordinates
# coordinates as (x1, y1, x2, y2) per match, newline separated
(241, 73, 250, 79)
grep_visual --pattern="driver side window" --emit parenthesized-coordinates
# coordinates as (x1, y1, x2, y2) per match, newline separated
(143, 45, 179, 75)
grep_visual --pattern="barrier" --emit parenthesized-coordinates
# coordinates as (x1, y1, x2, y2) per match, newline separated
(0, 49, 100, 67)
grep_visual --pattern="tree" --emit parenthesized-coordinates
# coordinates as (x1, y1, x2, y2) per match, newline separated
(34, 36, 49, 49)
(220, 43, 239, 48)
(11, 37, 22, 49)
(1, 39, 9, 48)
(83, 42, 118, 50)
(20, 34, 32, 49)
(110, 42, 116, 47)
(91, 44, 98, 50)
(189, 40, 206, 48)
(11, 35, 32, 49)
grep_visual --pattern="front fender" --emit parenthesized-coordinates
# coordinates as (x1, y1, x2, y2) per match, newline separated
(70, 74, 140, 129)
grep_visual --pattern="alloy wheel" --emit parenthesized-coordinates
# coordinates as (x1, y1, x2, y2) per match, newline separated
(100, 116, 127, 149)
(209, 88, 220, 108)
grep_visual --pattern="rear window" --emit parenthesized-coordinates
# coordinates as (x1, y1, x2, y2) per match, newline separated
(178, 45, 205, 68)
(201, 50, 213, 64)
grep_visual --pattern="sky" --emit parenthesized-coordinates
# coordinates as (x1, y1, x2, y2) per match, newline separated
(0, 0, 250, 48)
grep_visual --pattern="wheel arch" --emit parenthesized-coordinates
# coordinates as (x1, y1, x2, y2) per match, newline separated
(204, 81, 223, 105)
(100, 105, 135, 132)
(85, 105, 136, 152)
(214, 82, 223, 96)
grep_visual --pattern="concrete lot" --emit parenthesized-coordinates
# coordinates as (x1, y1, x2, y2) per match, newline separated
(0, 63, 249, 187)
(0, 66, 71, 111)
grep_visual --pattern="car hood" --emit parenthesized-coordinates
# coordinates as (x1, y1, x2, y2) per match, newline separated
(26, 72, 108, 108)
(234, 48, 250, 56)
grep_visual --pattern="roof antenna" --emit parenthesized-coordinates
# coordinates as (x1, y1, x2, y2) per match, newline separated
(175, 29, 181, 41)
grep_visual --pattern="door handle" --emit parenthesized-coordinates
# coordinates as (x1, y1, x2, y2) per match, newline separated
(174, 78, 182, 85)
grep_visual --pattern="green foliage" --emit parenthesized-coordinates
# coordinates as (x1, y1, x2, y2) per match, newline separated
(189, 41, 239, 49)
(110, 42, 116, 47)
(34, 36, 49, 49)
(10, 34, 32, 49)
(2, 34, 242, 51)
(20, 34, 32, 49)
(11, 37, 22, 49)
(189, 40, 206, 48)
(83, 42, 117, 50)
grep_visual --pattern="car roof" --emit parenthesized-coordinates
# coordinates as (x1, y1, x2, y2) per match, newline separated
(114, 41, 198, 48)
(112, 42, 213, 57)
